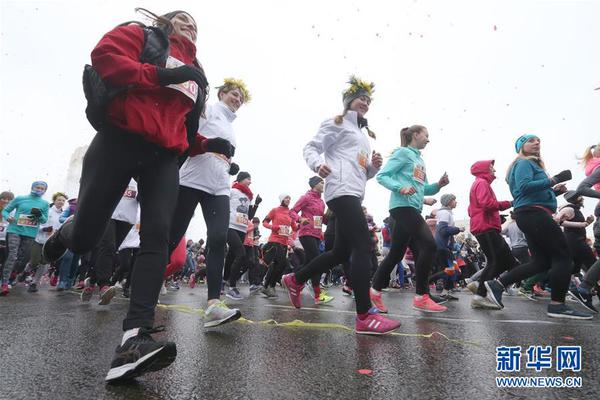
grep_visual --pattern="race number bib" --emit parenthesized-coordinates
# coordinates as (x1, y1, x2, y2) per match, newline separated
(412, 164, 426, 185)
(165, 56, 199, 103)
(236, 213, 249, 226)
(278, 225, 292, 236)
(17, 214, 37, 227)
(123, 187, 137, 199)
(357, 151, 368, 171)
(313, 216, 323, 229)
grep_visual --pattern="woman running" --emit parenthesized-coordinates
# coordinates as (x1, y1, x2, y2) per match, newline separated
(282, 76, 401, 334)
(483, 134, 592, 319)
(370, 125, 450, 314)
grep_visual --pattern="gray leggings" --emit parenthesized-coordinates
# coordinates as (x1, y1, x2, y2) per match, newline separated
(2, 233, 34, 282)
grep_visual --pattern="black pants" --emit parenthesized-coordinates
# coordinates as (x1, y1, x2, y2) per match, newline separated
(324, 234, 351, 287)
(58, 127, 179, 331)
(299, 236, 321, 289)
(168, 185, 229, 301)
(566, 235, 596, 276)
(113, 247, 139, 287)
(243, 246, 264, 285)
(263, 242, 289, 288)
(372, 207, 437, 295)
(511, 246, 531, 264)
(475, 230, 515, 296)
(499, 208, 572, 302)
(224, 228, 247, 288)
(88, 219, 132, 286)
(295, 196, 372, 314)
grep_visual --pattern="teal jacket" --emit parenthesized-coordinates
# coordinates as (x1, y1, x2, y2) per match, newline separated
(508, 159, 556, 212)
(1, 195, 49, 238)
(377, 146, 440, 212)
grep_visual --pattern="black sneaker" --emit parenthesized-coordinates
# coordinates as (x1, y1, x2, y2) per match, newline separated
(429, 294, 448, 304)
(105, 326, 177, 383)
(484, 280, 505, 309)
(567, 287, 599, 314)
(441, 292, 459, 301)
(547, 303, 593, 320)
(42, 221, 70, 263)
(27, 283, 38, 293)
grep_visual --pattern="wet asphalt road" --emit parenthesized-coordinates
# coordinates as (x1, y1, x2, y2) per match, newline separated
(1, 283, 599, 400)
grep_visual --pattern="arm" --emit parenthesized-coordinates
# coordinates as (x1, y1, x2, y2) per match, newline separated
(376, 151, 407, 192)
(437, 221, 461, 237)
(513, 161, 553, 195)
(38, 204, 49, 225)
(59, 208, 71, 224)
(262, 210, 274, 231)
(289, 195, 308, 222)
(424, 182, 440, 196)
(1, 198, 19, 221)
(561, 221, 589, 228)
(303, 120, 338, 173)
(475, 182, 511, 212)
(577, 167, 600, 199)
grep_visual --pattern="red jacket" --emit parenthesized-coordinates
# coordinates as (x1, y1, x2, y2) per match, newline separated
(263, 206, 298, 246)
(91, 25, 197, 154)
(290, 190, 325, 240)
(468, 160, 512, 235)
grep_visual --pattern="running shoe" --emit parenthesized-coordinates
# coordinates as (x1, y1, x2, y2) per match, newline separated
(369, 288, 388, 313)
(471, 295, 501, 309)
(533, 284, 550, 298)
(518, 287, 537, 301)
(355, 309, 401, 335)
(249, 284, 262, 295)
(188, 273, 196, 289)
(160, 283, 167, 295)
(261, 286, 277, 298)
(342, 285, 353, 296)
(505, 285, 519, 296)
(466, 281, 479, 295)
(225, 287, 243, 301)
(429, 294, 448, 304)
(204, 301, 241, 328)
(74, 280, 85, 291)
(50, 275, 58, 287)
(568, 287, 599, 314)
(547, 303, 593, 320)
(42, 222, 69, 263)
(282, 273, 304, 308)
(56, 281, 68, 291)
(99, 285, 116, 305)
(27, 283, 38, 293)
(0, 283, 9, 296)
(484, 280, 505, 309)
(412, 294, 447, 312)
(441, 292, 459, 301)
(105, 326, 176, 383)
(81, 278, 96, 303)
(315, 291, 334, 305)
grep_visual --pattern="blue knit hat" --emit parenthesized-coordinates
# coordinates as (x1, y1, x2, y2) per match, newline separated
(515, 134, 538, 153)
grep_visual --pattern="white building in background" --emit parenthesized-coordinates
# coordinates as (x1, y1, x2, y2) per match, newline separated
(64, 145, 88, 199)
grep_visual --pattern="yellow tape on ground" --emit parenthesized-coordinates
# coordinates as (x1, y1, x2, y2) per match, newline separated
(157, 303, 482, 347)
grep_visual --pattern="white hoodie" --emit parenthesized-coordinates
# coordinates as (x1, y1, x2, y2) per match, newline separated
(35, 205, 63, 244)
(303, 111, 379, 203)
(112, 178, 139, 224)
(179, 102, 237, 196)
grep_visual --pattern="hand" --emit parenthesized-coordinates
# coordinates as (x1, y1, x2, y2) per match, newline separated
(438, 172, 449, 187)
(42, 226, 53, 233)
(400, 187, 417, 195)
(156, 65, 208, 88)
(587, 215, 595, 224)
(553, 184, 567, 194)
(201, 137, 234, 157)
(30, 208, 41, 217)
(551, 170, 572, 185)
(229, 162, 240, 176)
(317, 164, 332, 178)
(423, 197, 437, 206)
(255, 194, 262, 206)
(371, 151, 383, 169)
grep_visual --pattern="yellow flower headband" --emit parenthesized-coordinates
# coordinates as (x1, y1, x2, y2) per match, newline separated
(217, 78, 252, 103)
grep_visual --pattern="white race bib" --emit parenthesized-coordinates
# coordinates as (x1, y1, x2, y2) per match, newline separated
(313, 216, 323, 229)
(236, 213, 249, 226)
(17, 214, 37, 227)
(278, 225, 292, 236)
(165, 56, 199, 103)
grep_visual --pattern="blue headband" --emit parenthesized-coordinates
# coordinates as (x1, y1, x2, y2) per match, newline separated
(514, 134, 538, 153)
(31, 181, 48, 189)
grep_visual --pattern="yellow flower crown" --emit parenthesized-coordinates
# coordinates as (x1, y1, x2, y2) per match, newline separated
(343, 75, 375, 98)
(217, 78, 252, 103)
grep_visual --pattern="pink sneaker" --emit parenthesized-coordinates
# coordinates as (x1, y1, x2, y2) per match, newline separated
(50, 275, 58, 287)
(189, 273, 196, 289)
(355, 309, 401, 335)
(369, 288, 388, 313)
(413, 294, 448, 313)
(0, 283, 9, 296)
(282, 273, 305, 308)
(98, 285, 116, 305)
(74, 280, 85, 290)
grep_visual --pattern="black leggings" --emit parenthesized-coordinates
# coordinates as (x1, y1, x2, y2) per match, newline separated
(263, 242, 289, 288)
(499, 208, 572, 303)
(566, 235, 596, 276)
(168, 185, 229, 301)
(59, 127, 179, 331)
(89, 219, 132, 286)
(224, 228, 247, 288)
(299, 235, 321, 289)
(324, 234, 351, 287)
(475, 230, 515, 297)
(372, 207, 437, 295)
(294, 196, 372, 314)
(114, 247, 139, 289)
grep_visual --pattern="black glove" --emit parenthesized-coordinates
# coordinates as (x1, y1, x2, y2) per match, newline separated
(551, 170, 572, 184)
(201, 137, 234, 158)
(30, 208, 41, 217)
(156, 65, 208, 88)
(255, 194, 262, 206)
(229, 162, 240, 176)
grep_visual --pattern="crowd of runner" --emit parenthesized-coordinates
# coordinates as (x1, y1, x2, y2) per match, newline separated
(1, 7, 598, 384)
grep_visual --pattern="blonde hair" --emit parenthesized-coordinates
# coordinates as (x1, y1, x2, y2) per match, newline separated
(334, 110, 376, 139)
(578, 143, 600, 168)
(505, 149, 547, 182)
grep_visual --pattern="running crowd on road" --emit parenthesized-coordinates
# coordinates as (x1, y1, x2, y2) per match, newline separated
(1, 7, 599, 384)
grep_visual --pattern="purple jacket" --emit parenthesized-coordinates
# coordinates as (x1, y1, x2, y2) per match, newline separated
(290, 190, 325, 239)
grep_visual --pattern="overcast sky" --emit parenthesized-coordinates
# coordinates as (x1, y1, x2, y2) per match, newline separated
(1, 0, 598, 241)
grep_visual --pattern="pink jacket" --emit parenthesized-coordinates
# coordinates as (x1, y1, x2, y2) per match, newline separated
(585, 157, 600, 191)
(290, 190, 325, 239)
(468, 160, 512, 235)
(263, 206, 298, 246)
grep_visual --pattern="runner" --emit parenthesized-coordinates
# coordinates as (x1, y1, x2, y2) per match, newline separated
(281, 76, 401, 334)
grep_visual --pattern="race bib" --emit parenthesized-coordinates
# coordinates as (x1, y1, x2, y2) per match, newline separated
(165, 56, 199, 103)
(123, 187, 137, 199)
(278, 225, 292, 236)
(357, 151, 368, 171)
(412, 164, 426, 185)
(17, 214, 38, 227)
(236, 212, 249, 226)
(313, 216, 323, 229)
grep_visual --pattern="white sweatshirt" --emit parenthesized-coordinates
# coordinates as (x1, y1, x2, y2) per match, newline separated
(303, 111, 378, 202)
(112, 179, 139, 224)
(119, 222, 140, 250)
(35, 205, 63, 244)
(179, 102, 237, 196)
(229, 187, 251, 232)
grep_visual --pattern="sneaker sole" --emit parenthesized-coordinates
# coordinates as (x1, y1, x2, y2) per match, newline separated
(105, 343, 177, 383)
(412, 305, 447, 313)
(98, 287, 116, 305)
(546, 311, 593, 320)
(518, 291, 538, 302)
(225, 293, 244, 301)
(355, 326, 400, 335)
(567, 290, 599, 314)
(483, 281, 504, 309)
(204, 309, 242, 328)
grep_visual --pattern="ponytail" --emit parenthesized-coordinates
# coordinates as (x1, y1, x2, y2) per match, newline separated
(400, 125, 426, 147)
(578, 143, 600, 167)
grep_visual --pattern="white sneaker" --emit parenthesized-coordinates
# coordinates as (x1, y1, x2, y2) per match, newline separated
(466, 281, 479, 295)
(471, 295, 502, 310)
(204, 301, 241, 328)
(160, 283, 167, 295)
